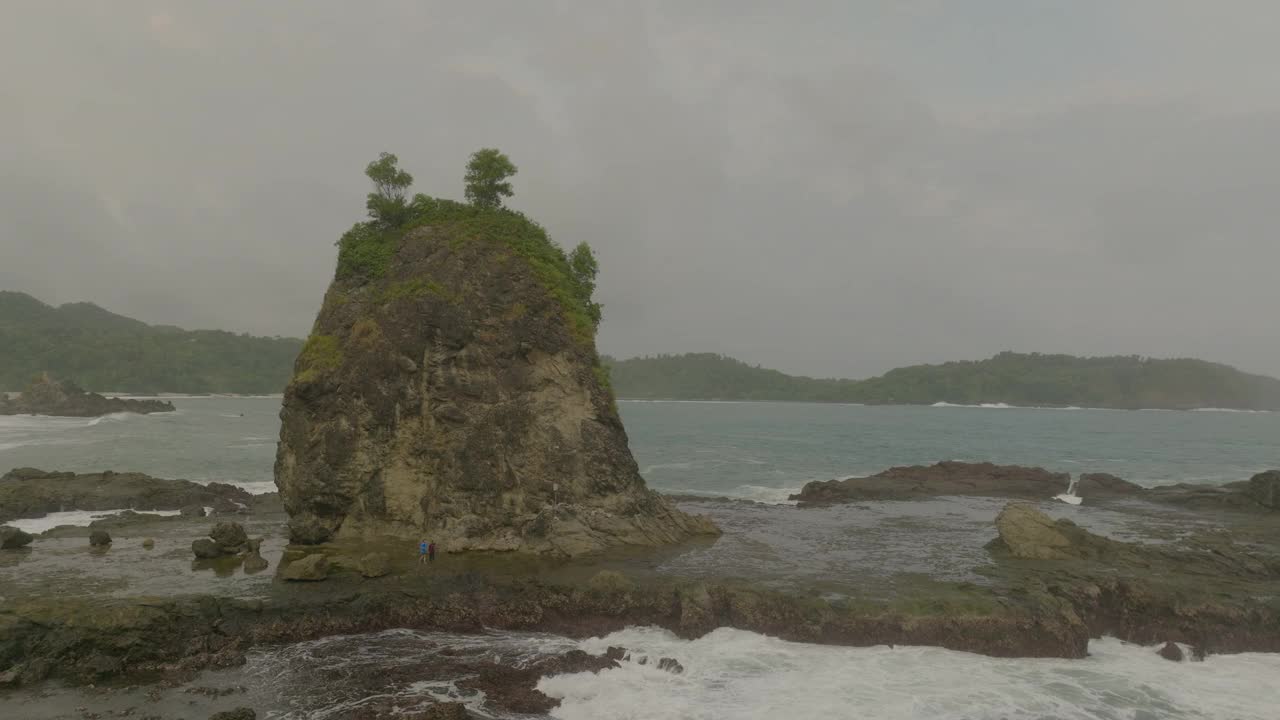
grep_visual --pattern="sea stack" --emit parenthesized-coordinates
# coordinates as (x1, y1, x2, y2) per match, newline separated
(275, 198, 717, 555)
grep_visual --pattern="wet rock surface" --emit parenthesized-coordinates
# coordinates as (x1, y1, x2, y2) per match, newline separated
(274, 224, 718, 554)
(0, 468, 254, 524)
(0, 373, 175, 417)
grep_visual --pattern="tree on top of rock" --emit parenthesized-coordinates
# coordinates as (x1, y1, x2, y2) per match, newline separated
(464, 148, 517, 209)
(365, 152, 414, 226)
(568, 242, 603, 326)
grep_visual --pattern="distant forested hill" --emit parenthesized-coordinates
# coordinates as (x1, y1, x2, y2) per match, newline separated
(0, 291, 303, 394)
(604, 352, 1280, 410)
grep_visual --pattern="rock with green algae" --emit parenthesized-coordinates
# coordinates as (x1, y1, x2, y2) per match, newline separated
(274, 221, 718, 554)
(281, 553, 329, 581)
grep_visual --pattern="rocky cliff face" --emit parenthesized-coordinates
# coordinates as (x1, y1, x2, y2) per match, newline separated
(275, 222, 717, 554)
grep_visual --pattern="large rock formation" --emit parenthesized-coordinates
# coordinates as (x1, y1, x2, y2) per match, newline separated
(275, 221, 717, 554)
(0, 374, 174, 416)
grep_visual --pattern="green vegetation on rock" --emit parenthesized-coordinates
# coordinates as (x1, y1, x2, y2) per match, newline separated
(463, 148, 518, 209)
(336, 150, 603, 343)
(604, 351, 1280, 410)
(294, 334, 342, 383)
(0, 291, 302, 394)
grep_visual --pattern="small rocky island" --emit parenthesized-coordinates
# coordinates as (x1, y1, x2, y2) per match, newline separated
(0, 373, 174, 417)
(275, 152, 717, 554)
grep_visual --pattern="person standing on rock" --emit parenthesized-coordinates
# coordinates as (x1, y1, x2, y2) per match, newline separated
(428, 540, 436, 562)
(419, 538, 429, 564)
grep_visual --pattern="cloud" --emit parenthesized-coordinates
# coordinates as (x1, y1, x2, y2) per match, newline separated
(1, 1, 1278, 378)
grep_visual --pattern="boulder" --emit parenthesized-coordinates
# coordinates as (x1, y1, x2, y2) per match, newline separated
(210, 709, 256, 720)
(1246, 470, 1280, 509)
(0, 525, 34, 549)
(657, 657, 685, 674)
(88, 530, 112, 547)
(192, 538, 224, 559)
(359, 552, 391, 578)
(992, 504, 1077, 560)
(1157, 642, 1184, 662)
(210, 522, 249, 553)
(245, 537, 262, 554)
(274, 220, 718, 554)
(142, 538, 155, 549)
(243, 552, 269, 574)
(281, 554, 329, 581)
(180, 504, 207, 518)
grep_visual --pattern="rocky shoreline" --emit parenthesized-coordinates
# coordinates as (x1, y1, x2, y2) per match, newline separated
(3, 462, 1280, 716)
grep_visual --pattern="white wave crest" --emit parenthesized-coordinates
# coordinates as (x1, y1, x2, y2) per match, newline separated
(539, 627, 1280, 720)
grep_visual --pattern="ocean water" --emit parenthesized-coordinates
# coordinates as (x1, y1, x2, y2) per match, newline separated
(2, 397, 1276, 504)
(3, 397, 1279, 718)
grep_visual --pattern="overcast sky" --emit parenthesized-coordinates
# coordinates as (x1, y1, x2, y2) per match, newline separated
(3, 2, 1278, 378)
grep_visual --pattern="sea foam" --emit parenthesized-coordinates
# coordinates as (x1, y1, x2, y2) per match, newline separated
(540, 627, 1280, 720)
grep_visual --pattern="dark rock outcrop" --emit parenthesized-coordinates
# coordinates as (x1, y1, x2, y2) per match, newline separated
(210, 522, 249, 553)
(657, 657, 684, 674)
(792, 462, 1080, 504)
(0, 468, 254, 524)
(209, 709, 256, 720)
(191, 522, 249, 559)
(791, 461, 1279, 512)
(1157, 642, 1184, 662)
(0, 373, 174, 417)
(1246, 470, 1280, 509)
(0, 525, 33, 549)
(274, 223, 717, 554)
(88, 530, 111, 547)
(1147, 470, 1280, 512)
(192, 538, 223, 559)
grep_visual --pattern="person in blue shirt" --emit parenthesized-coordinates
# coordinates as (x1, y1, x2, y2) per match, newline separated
(418, 539, 429, 564)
